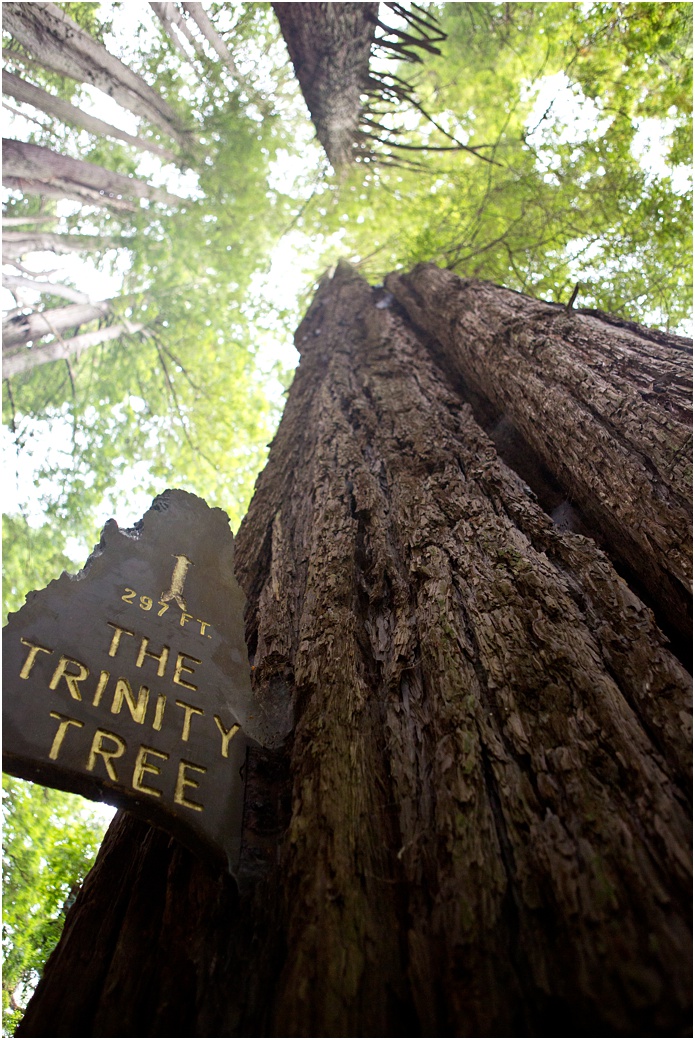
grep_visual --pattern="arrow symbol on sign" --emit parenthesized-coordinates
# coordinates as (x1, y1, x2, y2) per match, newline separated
(161, 554, 193, 611)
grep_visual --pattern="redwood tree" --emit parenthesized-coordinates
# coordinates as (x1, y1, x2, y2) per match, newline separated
(16, 264, 692, 1038)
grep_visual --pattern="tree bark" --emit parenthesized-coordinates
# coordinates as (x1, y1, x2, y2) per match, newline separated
(2, 71, 177, 163)
(2, 299, 112, 352)
(2, 321, 144, 379)
(2, 2, 190, 150)
(17, 264, 692, 1038)
(2, 230, 110, 262)
(387, 264, 693, 652)
(3, 139, 181, 211)
(272, 2, 378, 168)
(2, 273, 91, 306)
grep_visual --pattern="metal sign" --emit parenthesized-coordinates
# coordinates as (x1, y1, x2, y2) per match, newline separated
(2, 490, 259, 873)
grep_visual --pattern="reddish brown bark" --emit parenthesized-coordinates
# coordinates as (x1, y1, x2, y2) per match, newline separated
(388, 264, 693, 651)
(17, 264, 692, 1038)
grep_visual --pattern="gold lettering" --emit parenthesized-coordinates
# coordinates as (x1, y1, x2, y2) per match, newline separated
(173, 652, 200, 691)
(214, 715, 240, 758)
(92, 670, 110, 707)
(198, 620, 210, 636)
(161, 554, 193, 611)
(19, 638, 53, 679)
(132, 745, 168, 797)
(180, 612, 193, 628)
(107, 623, 134, 657)
(136, 637, 169, 677)
(49, 655, 89, 701)
(87, 729, 126, 781)
(48, 712, 84, 759)
(111, 678, 150, 724)
(174, 760, 206, 811)
(175, 700, 204, 741)
(152, 694, 166, 731)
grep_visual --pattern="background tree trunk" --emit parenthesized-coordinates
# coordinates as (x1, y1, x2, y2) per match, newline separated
(149, 2, 196, 63)
(272, 2, 378, 167)
(1, 215, 54, 228)
(2, 299, 111, 351)
(2, 321, 144, 379)
(3, 139, 181, 211)
(2, 71, 178, 162)
(2, 230, 111, 261)
(3, 2, 190, 149)
(181, 1, 240, 78)
(17, 264, 692, 1039)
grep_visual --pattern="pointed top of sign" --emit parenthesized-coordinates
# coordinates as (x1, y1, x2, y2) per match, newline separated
(3, 490, 264, 873)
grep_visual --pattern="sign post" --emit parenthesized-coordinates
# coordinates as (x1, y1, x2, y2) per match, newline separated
(2, 490, 260, 873)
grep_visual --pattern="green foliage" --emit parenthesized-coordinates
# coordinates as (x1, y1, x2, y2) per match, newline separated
(301, 2, 692, 330)
(3, 1, 294, 560)
(2, 514, 78, 624)
(2, 777, 109, 1036)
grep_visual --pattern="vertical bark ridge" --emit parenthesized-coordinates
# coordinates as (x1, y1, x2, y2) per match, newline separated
(386, 264, 692, 649)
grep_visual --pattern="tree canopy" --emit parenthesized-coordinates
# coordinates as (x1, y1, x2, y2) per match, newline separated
(1, 2, 692, 1033)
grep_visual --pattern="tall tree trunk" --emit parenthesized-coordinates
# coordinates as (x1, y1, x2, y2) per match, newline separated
(2, 321, 144, 379)
(17, 264, 692, 1038)
(2, 230, 111, 262)
(2, 273, 91, 306)
(2, 299, 112, 352)
(2, 71, 178, 163)
(387, 264, 693, 652)
(3, 2, 191, 150)
(3, 139, 181, 211)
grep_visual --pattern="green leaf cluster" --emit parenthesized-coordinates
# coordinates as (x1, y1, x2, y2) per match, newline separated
(2, 777, 109, 1036)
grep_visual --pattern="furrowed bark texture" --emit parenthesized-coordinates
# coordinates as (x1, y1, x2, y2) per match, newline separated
(19, 265, 692, 1038)
(388, 264, 692, 652)
(3, 2, 189, 148)
(272, 2, 378, 168)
